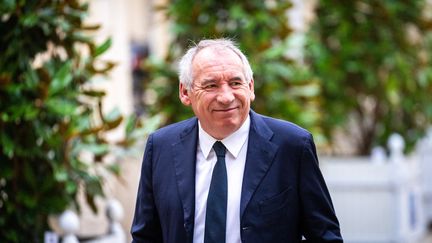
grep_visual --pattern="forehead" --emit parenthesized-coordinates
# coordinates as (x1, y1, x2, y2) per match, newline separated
(192, 47, 244, 76)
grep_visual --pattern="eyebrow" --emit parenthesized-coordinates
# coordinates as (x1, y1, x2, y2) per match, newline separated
(229, 76, 243, 82)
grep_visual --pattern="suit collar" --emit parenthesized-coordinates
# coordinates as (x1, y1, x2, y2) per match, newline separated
(198, 115, 251, 159)
(240, 111, 278, 217)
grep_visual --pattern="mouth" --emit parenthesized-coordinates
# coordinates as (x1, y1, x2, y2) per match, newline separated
(213, 107, 237, 113)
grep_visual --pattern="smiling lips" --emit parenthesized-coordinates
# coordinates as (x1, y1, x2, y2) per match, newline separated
(213, 107, 238, 113)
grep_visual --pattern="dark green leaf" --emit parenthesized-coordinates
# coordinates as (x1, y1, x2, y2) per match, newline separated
(21, 13, 38, 27)
(0, 132, 15, 159)
(49, 61, 73, 95)
(82, 90, 106, 97)
(45, 98, 76, 116)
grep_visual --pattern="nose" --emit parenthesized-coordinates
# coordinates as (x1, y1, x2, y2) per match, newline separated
(216, 85, 235, 104)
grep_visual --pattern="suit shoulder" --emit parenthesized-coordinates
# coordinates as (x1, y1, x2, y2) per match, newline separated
(151, 117, 197, 141)
(258, 114, 312, 140)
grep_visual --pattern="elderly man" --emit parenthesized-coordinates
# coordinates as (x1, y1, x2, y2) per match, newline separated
(131, 39, 342, 243)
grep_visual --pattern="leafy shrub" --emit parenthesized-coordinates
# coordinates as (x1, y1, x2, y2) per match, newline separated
(0, 1, 150, 241)
(307, 0, 432, 154)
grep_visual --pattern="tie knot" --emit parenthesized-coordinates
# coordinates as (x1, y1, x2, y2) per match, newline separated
(213, 141, 226, 157)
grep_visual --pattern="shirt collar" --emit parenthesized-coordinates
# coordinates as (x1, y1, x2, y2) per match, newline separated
(198, 115, 250, 159)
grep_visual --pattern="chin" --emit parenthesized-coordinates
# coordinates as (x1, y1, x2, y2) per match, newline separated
(218, 122, 240, 134)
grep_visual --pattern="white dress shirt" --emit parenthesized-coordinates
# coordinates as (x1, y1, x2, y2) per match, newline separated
(193, 116, 250, 243)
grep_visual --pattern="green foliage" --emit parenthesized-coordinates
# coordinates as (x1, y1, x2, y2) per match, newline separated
(142, 0, 323, 138)
(0, 1, 150, 241)
(307, 0, 432, 154)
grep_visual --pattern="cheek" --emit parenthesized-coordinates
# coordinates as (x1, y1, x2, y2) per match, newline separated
(192, 96, 211, 113)
(199, 94, 214, 106)
(239, 92, 252, 103)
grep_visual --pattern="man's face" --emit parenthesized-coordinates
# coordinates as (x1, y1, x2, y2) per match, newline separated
(179, 47, 255, 140)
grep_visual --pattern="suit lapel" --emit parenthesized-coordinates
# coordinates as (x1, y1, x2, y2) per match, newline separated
(240, 111, 278, 217)
(172, 118, 198, 237)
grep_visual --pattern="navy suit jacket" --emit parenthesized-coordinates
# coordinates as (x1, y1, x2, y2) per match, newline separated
(131, 111, 342, 243)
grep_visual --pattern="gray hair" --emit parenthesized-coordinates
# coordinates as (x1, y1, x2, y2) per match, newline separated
(178, 39, 254, 90)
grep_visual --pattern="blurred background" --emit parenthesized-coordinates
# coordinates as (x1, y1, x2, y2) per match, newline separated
(1, 0, 432, 242)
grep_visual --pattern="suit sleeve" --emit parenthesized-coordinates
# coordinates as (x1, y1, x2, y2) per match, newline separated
(300, 134, 343, 243)
(131, 134, 163, 243)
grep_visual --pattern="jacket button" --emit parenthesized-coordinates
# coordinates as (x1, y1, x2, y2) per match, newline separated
(242, 226, 250, 231)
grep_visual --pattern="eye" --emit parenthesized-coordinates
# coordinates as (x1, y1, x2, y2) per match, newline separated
(204, 84, 217, 90)
(230, 81, 243, 87)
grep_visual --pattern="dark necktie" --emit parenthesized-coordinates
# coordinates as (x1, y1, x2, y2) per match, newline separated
(204, 141, 227, 243)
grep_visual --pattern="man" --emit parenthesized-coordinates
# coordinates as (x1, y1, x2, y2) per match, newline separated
(131, 39, 342, 243)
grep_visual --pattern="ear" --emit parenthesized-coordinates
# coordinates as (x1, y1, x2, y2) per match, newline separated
(249, 79, 255, 101)
(179, 82, 191, 106)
